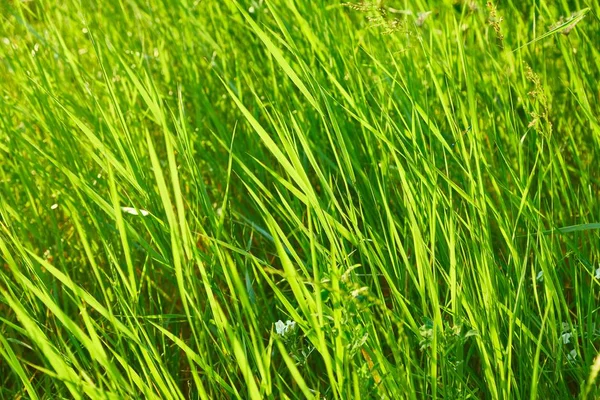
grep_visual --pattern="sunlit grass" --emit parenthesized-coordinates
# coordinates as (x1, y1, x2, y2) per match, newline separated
(1, 0, 600, 398)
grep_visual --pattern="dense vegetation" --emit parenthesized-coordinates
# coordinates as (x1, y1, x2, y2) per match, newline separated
(1, 0, 600, 398)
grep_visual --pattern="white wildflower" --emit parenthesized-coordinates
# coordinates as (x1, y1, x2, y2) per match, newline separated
(120, 206, 149, 216)
(51, 204, 58, 210)
(275, 320, 285, 335)
(595, 267, 600, 280)
(567, 349, 578, 363)
(561, 332, 572, 344)
(275, 320, 296, 336)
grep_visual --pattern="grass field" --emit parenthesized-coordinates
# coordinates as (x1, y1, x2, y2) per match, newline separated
(1, 0, 600, 398)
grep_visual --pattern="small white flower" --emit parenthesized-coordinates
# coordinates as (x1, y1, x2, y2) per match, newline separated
(567, 349, 578, 363)
(561, 332, 572, 344)
(561, 322, 571, 333)
(275, 320, 286, 335)
(120, 206, 149, 216)
(285, 320, 296, 331)
(595, 267, 600, 280)
(536, 270, 544, 282)
(50, 204, 58, 210)
(275, 320, 296, 336)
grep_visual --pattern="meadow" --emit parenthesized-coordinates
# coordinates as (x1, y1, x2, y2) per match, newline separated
(1, 0, 600, 398)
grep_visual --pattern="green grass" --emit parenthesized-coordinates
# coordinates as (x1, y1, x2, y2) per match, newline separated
(1, 0, 600, 398)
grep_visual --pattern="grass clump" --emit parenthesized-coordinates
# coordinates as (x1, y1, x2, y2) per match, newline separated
(1, 0, 600, 398)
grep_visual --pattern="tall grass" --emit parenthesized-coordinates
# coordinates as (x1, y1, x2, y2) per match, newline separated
(1, 0, 600, 398)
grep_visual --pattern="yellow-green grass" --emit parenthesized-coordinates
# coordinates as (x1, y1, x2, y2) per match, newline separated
(1, 0, 600, 398)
